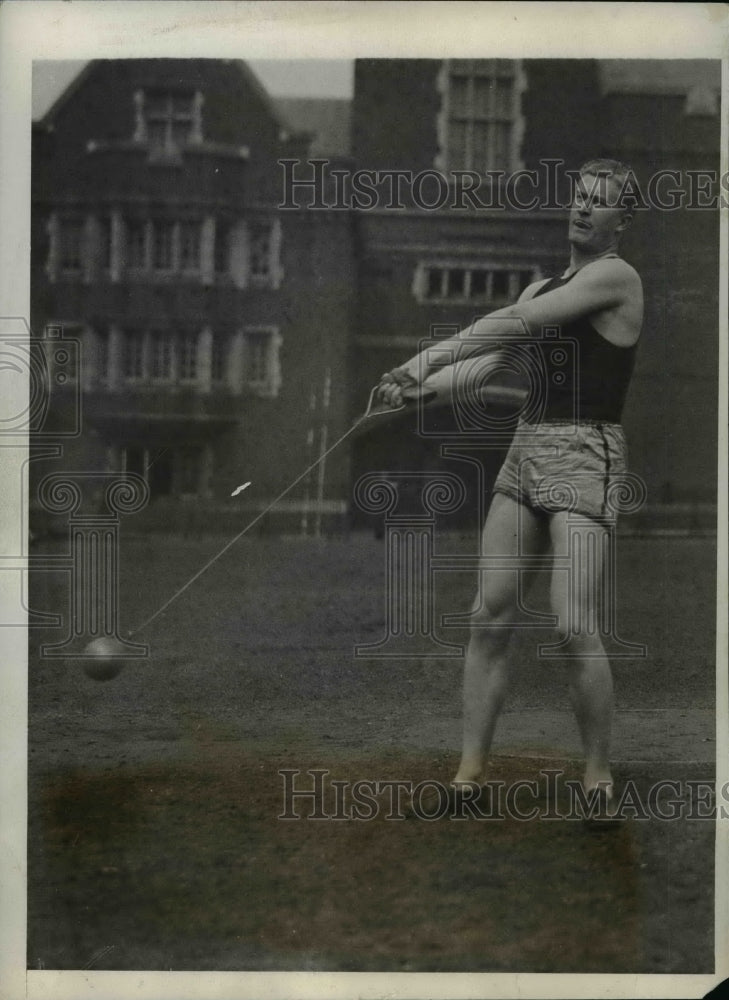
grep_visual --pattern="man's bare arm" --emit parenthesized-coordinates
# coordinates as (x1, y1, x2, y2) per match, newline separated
(378, 259, 638, 404)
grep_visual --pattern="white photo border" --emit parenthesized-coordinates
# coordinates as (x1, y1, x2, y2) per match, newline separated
(1, 3, 727, 999)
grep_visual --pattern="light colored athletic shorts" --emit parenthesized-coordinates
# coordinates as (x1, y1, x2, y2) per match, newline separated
(493, 420, 629, 522)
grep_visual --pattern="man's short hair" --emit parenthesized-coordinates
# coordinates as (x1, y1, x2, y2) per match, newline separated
(578, 158, 638, 214)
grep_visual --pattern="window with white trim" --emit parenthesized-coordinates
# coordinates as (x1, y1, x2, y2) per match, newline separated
(244, 328, 281, 397)
(247, 333, 269, 384)
(439, 60, 521, 173)
(124, 217, 207, 277)
(249, 222, 273, 280)
(118, 328, 203, 385)
(134, 88, 203, 161)
(178, 332, 198, 382)
(247, 218, 282, 287)
(416, 263, 537, 304)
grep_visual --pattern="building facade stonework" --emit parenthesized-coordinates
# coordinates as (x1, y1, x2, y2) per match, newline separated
(31, 59, 354, 532)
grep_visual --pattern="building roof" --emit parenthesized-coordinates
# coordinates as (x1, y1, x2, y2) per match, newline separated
(37, 59, 291, 133)
(598, 59, 720, 96)
(274, 97, 352, 157)
(34, 61, 354, 155)
(38, 61, 95, 123)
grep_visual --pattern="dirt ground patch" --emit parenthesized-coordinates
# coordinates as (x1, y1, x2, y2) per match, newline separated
(27, 532, 717, 972)
(28, 749, 714, 973)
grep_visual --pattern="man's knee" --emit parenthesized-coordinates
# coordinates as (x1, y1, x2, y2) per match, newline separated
(551, 604, 604, 652)
(468, 595, 516, 652)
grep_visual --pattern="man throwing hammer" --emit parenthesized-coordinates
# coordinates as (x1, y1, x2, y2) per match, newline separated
(378, 159, 643, 815)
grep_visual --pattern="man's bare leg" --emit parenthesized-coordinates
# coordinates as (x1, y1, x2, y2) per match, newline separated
(453, 494, 547, 786)
(549, 511, 614, 795)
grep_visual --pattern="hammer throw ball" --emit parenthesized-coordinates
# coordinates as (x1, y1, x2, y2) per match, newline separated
(81, 636, 130, 681)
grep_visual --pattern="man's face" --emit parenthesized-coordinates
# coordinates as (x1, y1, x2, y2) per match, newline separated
(569, 172, 630, 252)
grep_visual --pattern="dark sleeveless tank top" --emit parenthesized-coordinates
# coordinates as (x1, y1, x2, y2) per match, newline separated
(529, 270, 638, 423)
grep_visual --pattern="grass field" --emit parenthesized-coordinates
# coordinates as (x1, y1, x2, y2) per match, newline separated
(27, 530, 717, 972)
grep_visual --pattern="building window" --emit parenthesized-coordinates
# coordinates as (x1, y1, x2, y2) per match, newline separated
(121, 446, 174, 497)
(470, 270, 488, 297)
(492, 270, 511, 299)
(244, 327, 281, 396)
(178, 332, 198, 382)
(123, 330, 145, 379)
(126, 219, 148, 270)
(439, 60, 520, 173)
(427, 268, 445, 298)
(246, 331, 270, 384)
(249, 222, 273, 280)
(118, 328, 202, 384)
(416, 264, 536, 304)
(149, 330, 174, 381)
(179, 221, 201, 273)
(125, 218, 206, 276)
(152, 220, 175, 272)
(59, 219, 84, 274)
(211, 332, 228, 383)
(247, 218, 282, 286)
(446, 268, 466, 299)
(136, 88, 202, 160)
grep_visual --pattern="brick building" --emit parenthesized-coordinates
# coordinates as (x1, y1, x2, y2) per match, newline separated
(32, 58, 720, 534)
(31, 59, 354, 532)
(350, 58, 721, 524)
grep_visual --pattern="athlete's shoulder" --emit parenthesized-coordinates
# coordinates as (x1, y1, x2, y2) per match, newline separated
(579, 256, 642, 289)
(574, 258, 643, 311)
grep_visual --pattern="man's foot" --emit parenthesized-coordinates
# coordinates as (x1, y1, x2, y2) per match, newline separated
(582, 783, 623, 829)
